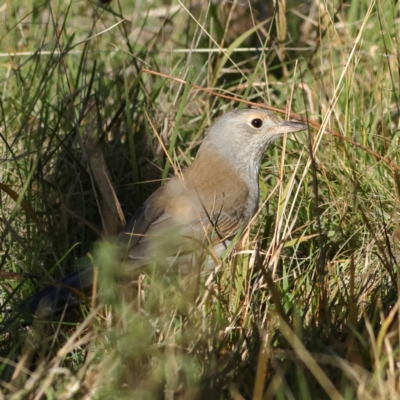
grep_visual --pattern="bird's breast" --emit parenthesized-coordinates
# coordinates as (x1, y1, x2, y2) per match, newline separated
(184, 150, 251, 213)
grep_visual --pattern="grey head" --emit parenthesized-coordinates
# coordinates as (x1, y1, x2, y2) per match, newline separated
(199, 108, 307, 179)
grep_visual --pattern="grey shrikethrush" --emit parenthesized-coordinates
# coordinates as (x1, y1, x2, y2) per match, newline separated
(26, 107, 307, 314)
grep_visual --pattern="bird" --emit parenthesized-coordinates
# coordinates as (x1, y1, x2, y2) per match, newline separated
(25, 107, 307, 316)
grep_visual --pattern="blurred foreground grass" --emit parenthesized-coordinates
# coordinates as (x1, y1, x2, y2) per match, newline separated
(0, 0, 400, 398)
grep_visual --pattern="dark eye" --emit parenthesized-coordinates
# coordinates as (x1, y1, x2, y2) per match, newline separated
(251, 118, 263, 128)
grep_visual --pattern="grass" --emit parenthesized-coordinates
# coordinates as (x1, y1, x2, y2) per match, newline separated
(0, 0, 400, 398)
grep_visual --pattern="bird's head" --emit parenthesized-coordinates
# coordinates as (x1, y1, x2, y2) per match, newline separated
(201, 107, 307, 177)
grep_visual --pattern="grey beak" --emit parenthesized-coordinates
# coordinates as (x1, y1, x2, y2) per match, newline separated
(277, 120, 308, 134)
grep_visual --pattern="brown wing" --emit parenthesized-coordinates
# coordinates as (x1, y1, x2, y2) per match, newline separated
(116, 202, 244, 269)
(116, 201, 165, 249)
(116, 172, 247, 269)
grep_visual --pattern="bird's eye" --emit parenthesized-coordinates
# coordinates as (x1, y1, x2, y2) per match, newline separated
(251, 118, 263, 128)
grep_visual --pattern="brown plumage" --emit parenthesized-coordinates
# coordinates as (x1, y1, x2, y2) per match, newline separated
(117, 108, 307, 271)
(26, 107, 307, 314)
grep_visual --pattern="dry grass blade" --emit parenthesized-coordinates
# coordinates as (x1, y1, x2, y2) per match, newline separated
(1, 0, 400, 398)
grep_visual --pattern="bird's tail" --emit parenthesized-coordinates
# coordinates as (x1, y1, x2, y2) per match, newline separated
(22, 265, 94, 317)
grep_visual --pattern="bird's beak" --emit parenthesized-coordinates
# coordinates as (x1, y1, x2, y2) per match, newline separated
(276, 120, 308, 134)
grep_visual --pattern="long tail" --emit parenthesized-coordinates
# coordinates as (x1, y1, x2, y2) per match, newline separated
(23, 265, 94, 316)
